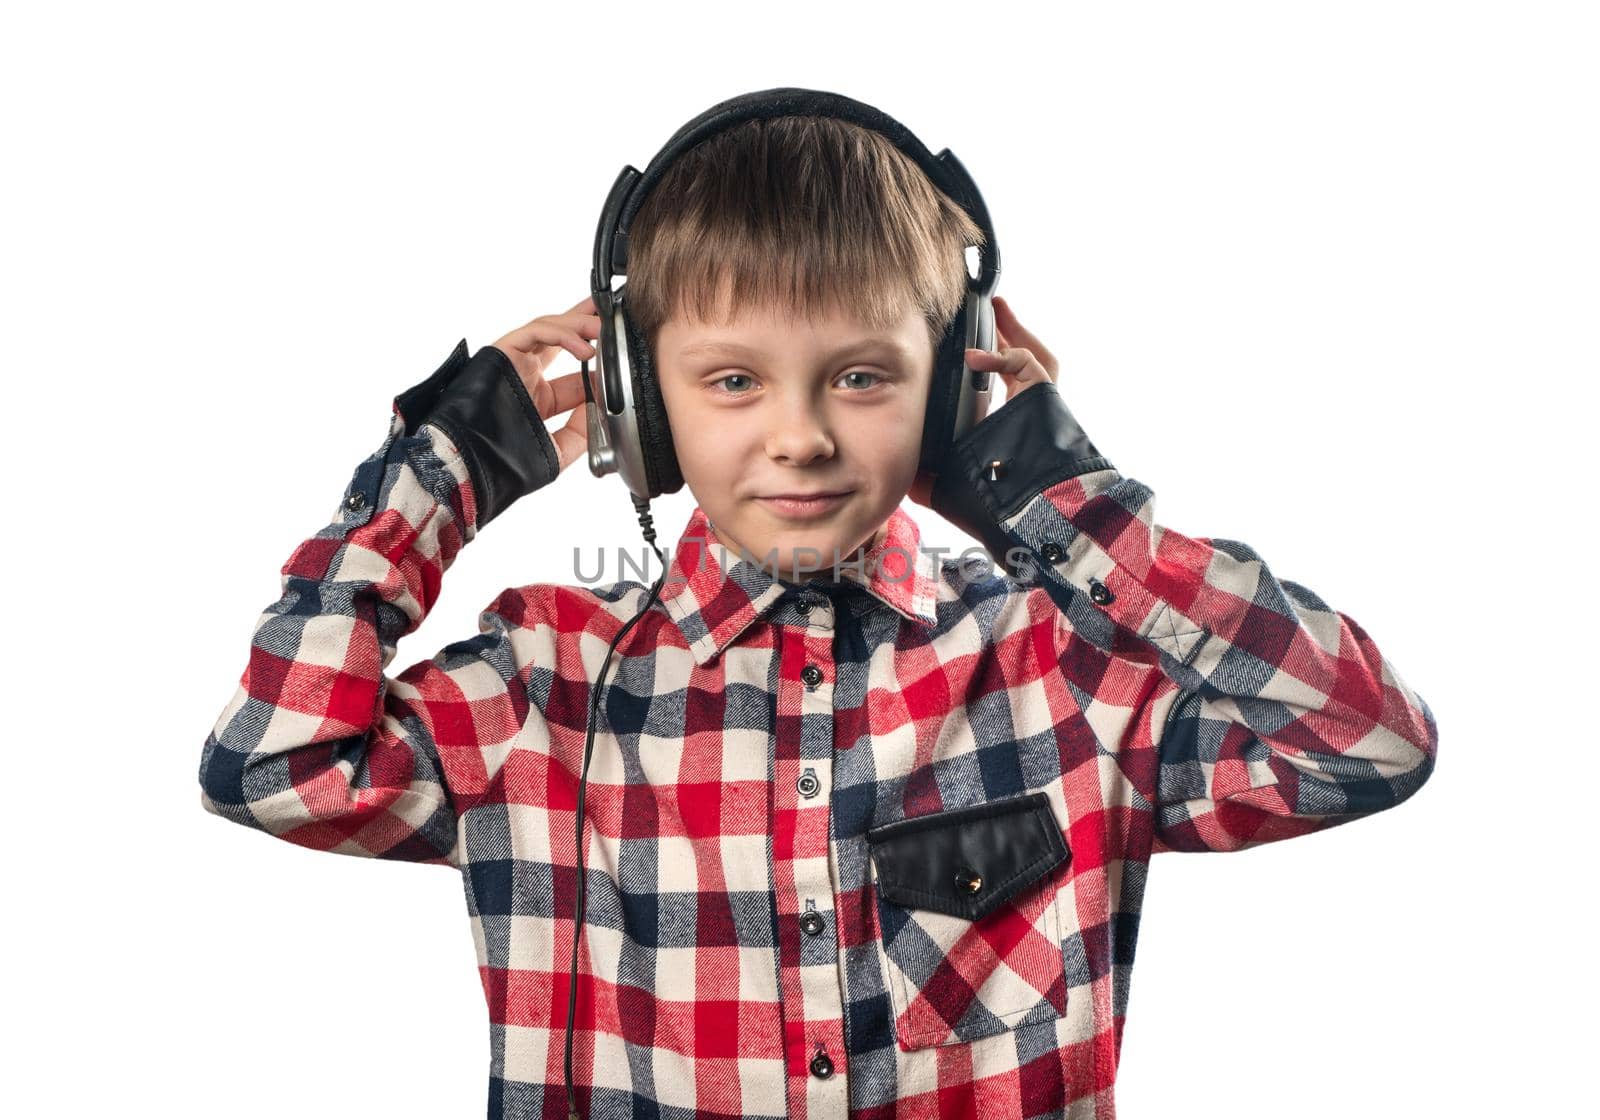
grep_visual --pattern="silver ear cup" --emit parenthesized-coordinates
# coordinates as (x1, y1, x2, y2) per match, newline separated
(585, 300, 654, 501)
(948, 291, 997, 446)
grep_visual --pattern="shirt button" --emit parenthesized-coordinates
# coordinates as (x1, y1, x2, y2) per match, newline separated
(801, 664, 823, 687)
(809, 1049, 834, 1079)
(1089, 577, 1115, 605)
(796, 768, 821, 798)
(796, 599, 811, 615)
(800, 909, 825, 936)
(344, 491, 367, 511)
(1041, 541, 1064, 563)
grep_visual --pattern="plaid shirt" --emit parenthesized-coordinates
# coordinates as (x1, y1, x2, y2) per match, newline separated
(200, 341, 1439, 1120)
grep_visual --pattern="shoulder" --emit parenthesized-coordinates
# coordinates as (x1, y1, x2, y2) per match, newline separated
(480, 575, 666, 633)
(928, 555, 1057, 646)
(476, 575, 678, 667)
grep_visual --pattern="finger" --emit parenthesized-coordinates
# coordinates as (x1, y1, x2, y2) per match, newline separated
(979, 323, 1056, 388)
(567, 294, 599, 315)
(505, 321, 598, 369)
(992, 296, 1058, 375)
(549, 397, 589, 471)
(965, 345, 1041, 380)
(501, 307, 602, 356)
(993, 306, 1056, 377)
(541, 369, 590, 419)
(965, 346, 1051, 398)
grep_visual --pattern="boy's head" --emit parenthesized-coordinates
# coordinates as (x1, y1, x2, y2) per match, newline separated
(624, 114, 984, 580)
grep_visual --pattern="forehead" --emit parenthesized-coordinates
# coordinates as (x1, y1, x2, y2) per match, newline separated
(662, 296, 924, 360)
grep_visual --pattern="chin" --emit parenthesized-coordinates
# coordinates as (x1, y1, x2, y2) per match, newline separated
(775, 524, 876, 569)
(723, 521, 842, 573)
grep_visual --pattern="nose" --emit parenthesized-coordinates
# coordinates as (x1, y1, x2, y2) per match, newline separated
(765, 400, 835, 466)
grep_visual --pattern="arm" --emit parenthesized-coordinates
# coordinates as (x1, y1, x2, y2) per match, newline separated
(931, 379, 1439, 854)
(197, 340, 560, 866)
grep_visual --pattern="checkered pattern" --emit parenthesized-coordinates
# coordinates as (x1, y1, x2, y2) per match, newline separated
(199, 391, 1439, 1119)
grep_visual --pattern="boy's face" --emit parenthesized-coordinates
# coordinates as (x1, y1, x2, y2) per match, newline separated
(655, 295, 935, 580)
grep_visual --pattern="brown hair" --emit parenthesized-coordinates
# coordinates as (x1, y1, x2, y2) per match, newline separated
(622, 114, 986, 359)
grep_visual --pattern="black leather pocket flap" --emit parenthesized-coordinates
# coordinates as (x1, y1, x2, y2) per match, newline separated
(866, 791, 1070, 921)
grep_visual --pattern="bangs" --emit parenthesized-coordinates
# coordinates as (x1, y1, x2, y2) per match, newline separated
(623, 114, 984, 353)
(652, 233, 930, 338)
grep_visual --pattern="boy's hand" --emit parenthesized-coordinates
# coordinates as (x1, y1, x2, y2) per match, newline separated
(907, 295, 1060, 509)
(965, 294, 1060, 399)
(489, 295, 604, 473)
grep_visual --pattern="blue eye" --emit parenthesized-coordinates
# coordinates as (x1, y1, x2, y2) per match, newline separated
(838, 370, 883, 390)
(713, 374, 755, 394)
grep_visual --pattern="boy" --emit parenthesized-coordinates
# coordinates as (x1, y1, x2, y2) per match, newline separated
(199, 113, 1438, 1119)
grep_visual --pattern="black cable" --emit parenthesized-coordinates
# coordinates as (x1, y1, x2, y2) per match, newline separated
(564, 491, 668, 1120)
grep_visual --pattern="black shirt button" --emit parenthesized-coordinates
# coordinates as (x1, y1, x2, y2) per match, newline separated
(1041, 541, 1064, 563)
(1088, 577, 1115, 605)
(800, 909, 825, 936)
(344, 491, 367, 511)
(796, 599, 811, 615)
(801, 664, 823, 687)
(809, 1049, 834, 1079)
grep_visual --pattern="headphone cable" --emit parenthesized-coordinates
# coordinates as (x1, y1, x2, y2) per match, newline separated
(564, 491, 668, 1120)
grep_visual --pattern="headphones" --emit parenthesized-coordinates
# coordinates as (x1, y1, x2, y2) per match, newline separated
(562, 87, 1002, 1120)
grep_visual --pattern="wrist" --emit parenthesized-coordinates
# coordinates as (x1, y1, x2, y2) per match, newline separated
(394, 342, 560, 530)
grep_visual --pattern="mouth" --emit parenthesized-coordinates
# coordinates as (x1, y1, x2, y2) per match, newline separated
(755, 491, 854, 520)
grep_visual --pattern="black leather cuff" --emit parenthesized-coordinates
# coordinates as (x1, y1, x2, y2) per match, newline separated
(929, 381, 1114, 565)
(394, 339, 473, 435)
(392, 341, 560, 530)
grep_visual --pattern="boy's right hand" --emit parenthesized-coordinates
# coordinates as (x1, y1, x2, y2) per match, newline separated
(489, 295, 603, 474)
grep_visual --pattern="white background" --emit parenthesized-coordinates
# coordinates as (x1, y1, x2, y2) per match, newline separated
(6, 1, 1593, 1116)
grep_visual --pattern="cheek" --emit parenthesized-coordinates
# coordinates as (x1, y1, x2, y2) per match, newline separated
(659, 388, 712, 470)
(869, 392, 927, 451)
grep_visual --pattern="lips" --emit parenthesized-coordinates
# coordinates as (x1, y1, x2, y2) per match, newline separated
(756, 491, 854, 520)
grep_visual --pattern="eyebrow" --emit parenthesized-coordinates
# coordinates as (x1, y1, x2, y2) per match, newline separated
(677, 338, 913, 362)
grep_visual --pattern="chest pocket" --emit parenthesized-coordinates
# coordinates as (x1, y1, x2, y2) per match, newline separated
(866, 790, 1071, 1051)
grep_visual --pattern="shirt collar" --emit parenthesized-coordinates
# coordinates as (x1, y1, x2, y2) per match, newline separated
(658, 504, 941, 666)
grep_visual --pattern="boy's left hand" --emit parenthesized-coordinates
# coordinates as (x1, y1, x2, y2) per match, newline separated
(908, 294, 1059, 509)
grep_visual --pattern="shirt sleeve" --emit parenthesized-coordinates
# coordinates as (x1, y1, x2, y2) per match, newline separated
(196, 340, 559, 867)
(932, 381, 1440, 854)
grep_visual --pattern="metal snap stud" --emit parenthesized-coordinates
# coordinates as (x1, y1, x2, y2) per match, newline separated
(344, 491, 367, 510)
(954, 867, 983, 895)
(984, 459, 1007, 482)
